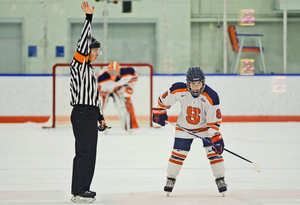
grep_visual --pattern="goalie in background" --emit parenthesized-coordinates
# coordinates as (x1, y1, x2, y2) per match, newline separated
(97, 61, 139, 131)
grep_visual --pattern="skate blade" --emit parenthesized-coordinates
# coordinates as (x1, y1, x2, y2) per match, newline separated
(221, 192, 225, 197)
(165, 192, 171, 197)
(71, 196, 96, 203)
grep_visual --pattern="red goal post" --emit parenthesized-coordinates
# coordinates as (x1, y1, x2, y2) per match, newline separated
(44, 63, 153, 128)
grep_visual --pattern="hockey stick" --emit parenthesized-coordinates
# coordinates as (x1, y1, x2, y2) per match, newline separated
(165, 121, 261, 173)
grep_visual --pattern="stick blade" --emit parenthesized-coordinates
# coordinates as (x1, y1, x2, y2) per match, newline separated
(252, 162, 261, 173)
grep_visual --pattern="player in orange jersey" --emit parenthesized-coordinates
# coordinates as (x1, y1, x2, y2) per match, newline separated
(153, 67, 227, 196)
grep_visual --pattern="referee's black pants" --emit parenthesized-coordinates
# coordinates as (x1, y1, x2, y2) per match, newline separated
(71, 105, 99, 195)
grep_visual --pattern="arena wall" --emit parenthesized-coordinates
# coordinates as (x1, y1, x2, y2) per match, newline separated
(0, 74, 299, 123)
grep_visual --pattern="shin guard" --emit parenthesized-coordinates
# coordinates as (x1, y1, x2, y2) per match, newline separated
(125, 97, 139, 129)
(167, 149, 188, 178)
(205, 146, 225, 178)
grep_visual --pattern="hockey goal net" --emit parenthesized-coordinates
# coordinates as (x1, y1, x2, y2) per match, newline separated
(43, 63, 153, 128)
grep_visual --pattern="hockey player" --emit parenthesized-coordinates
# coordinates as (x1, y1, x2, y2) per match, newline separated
(152, 67, 227, 196)
(98, 61, 139, 130)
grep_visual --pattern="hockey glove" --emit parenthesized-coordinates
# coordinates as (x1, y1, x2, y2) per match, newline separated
(117, 85, 133, 97)
(210, 133, 224, 154)
(152, 108, 168, 126)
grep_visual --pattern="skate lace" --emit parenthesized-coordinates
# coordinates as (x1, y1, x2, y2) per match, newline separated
(166, 179, 175, 187)
(216, 179, 227, 188)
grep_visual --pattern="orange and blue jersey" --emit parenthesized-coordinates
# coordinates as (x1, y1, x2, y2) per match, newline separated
(97, 67, 138, 96)
(157, 82, 222, 138)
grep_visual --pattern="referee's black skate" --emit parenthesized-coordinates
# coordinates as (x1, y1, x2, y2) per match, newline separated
(71, 191, 96, 203)
(215, 177, 227, 196)
(88, 190, 96, 197)
(164, 177, 176, 196)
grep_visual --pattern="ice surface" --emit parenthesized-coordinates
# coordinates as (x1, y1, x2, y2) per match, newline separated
(0, 122, 299, 204)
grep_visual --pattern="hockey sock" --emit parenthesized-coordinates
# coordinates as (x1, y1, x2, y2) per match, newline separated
(205, 146, 225, 178)
(167, 149, 188, 178)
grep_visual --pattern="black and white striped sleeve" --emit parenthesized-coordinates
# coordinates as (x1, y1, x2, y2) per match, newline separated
(70, 14, 101, 109)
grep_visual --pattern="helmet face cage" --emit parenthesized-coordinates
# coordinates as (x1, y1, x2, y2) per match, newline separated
(108, 61, 120, 81)
(186, 67, 206, 98)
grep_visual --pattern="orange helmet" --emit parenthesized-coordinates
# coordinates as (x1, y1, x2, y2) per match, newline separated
(108, 61, 120, 81)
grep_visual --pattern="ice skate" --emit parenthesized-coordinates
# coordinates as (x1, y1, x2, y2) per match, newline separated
(88, 190, 96, 197)
(164, 177, 176, 196)
(71, 191, 96, 203)
(215, 177, 227, 196)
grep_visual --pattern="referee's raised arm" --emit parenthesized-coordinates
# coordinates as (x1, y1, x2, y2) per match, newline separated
(76, 1, 94, 56)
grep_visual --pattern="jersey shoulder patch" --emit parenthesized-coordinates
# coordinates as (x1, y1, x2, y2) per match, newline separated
(98, 71, 110, 83)
(120, 67, 135, 76)
(169, 82, 189, 94)
(202, 85, 220, 105)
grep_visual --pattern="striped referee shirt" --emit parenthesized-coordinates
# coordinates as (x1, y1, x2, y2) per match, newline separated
(70, 14, 100, 108)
